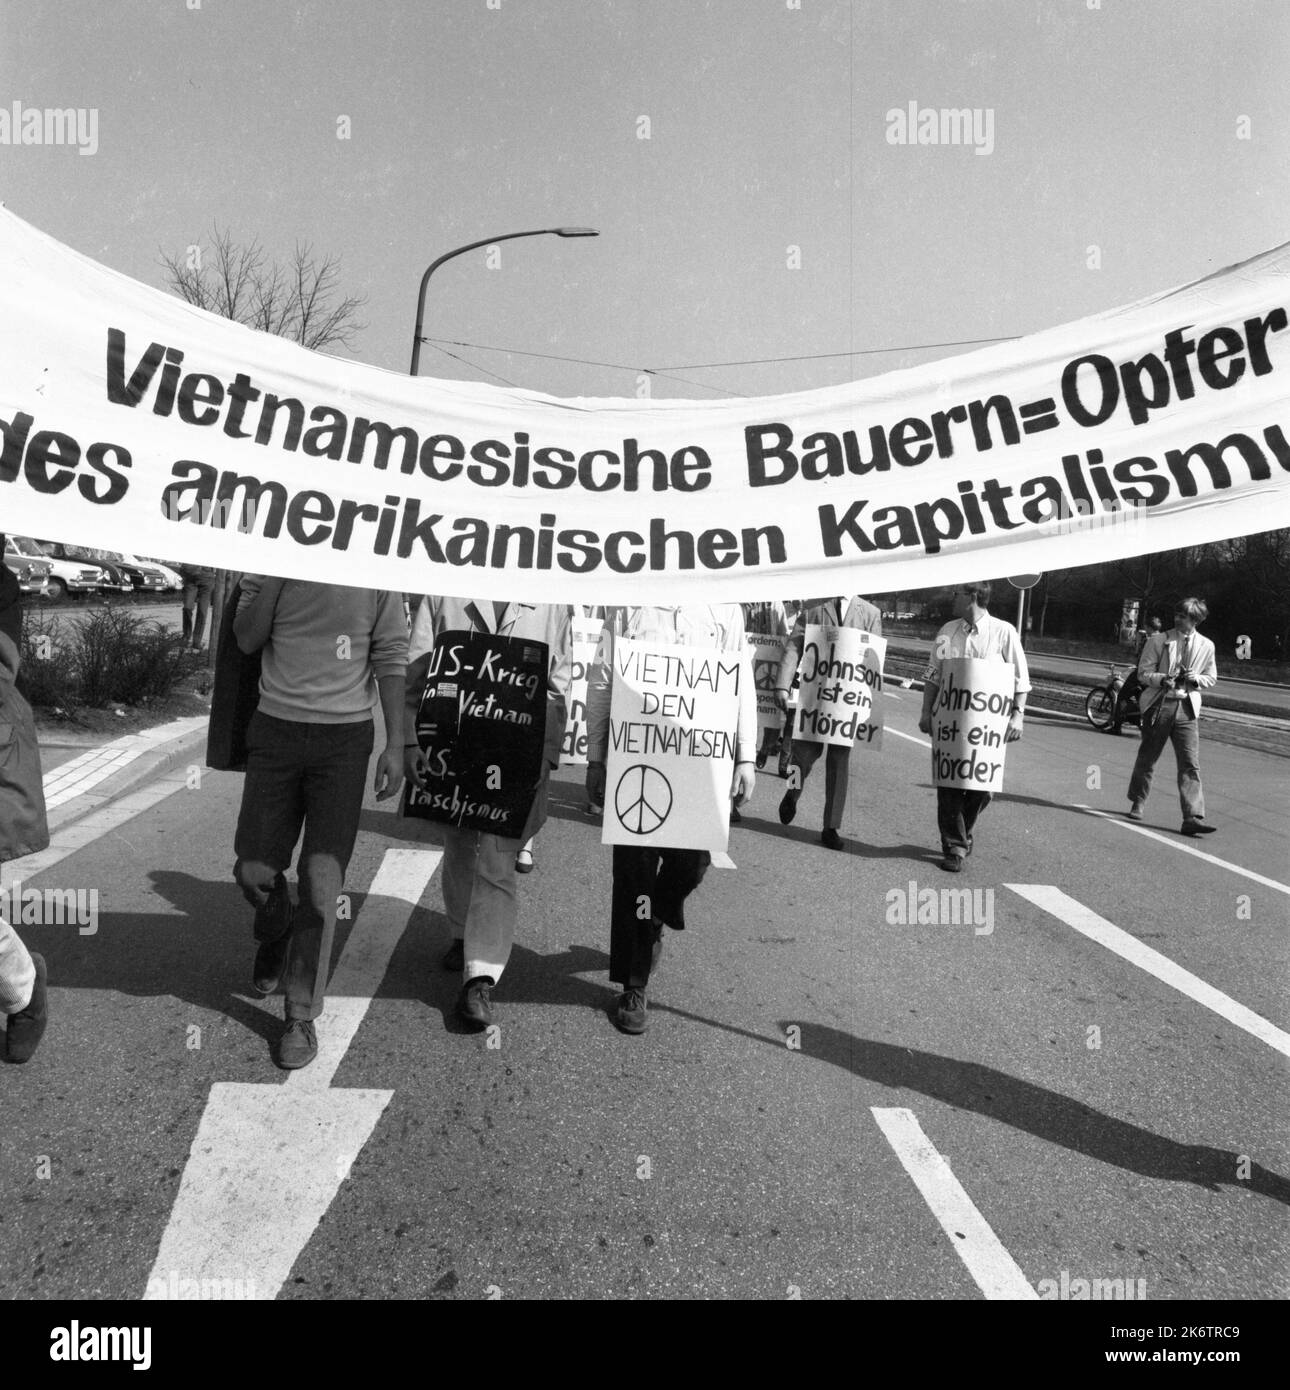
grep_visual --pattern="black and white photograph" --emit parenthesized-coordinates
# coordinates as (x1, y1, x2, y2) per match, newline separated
(0, 0, 1285, 1354)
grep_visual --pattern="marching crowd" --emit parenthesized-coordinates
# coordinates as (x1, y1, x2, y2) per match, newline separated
(0, 546, 1220, 1067)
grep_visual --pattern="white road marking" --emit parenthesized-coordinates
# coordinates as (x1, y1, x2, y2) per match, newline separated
(291, 848, 443, 1090)
(1006, 883, 1290, 1058)
(711, 851, 736, 870)
(145, 847, 443, 1300)
(886, 727, 931, 749)
(1, 767, 189, 889)
(41, 716, 206, 808)
(871, 1107, 1037, 1300)
(1074, 804, 1290, 896)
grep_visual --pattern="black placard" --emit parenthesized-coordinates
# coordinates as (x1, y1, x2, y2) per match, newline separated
(401, 629, 548, 837)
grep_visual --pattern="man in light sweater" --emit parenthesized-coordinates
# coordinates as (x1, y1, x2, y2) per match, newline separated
(233, 577, 407, 1069)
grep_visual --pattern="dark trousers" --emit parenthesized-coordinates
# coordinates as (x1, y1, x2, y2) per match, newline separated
(610, 845, 710, 988)
(937, 788, 991, 858)
(234, 712, 374, 1020)
(1129, 699, 1204, 820)
(787, 738, 850, 829)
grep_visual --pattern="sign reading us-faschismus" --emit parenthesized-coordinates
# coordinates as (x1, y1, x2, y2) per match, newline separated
(403, 630, 548, 836)
(1, 207, 1288, 602)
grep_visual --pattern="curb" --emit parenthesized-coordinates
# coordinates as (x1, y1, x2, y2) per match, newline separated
(44, 720, 211, 834)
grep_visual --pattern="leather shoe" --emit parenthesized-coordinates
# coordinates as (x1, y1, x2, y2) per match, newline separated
(441, 938, 465, 972)
(614, 987, 648, 1035)
(457, 977, 494, 1029)
(820, 828, 844, 851)
(939, 853, 964, 873)
(276, 1019, 318, 1070)
(3, 952, 48, 1063)
(1181, 819, 1217, 836)
(778, 791, 798, 825)
(515, 847, 534, 873)
(1126, 801, 1145, 821)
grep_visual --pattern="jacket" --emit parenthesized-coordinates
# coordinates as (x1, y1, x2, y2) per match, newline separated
(0, 577, 50, 861)
(777, 596, 884, 692)
(1137, 628, 1217, 718)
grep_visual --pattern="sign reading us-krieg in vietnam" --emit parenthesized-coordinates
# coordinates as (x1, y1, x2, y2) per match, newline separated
(561, 614, 604, 767)
(929, 657, 1016, 794)
(403, 629, 548, 836)
(795, 625, 886, 748)
(603, 639, 743, 854)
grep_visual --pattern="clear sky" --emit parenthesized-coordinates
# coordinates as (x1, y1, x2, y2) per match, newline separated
(2, 0, 1286, 402)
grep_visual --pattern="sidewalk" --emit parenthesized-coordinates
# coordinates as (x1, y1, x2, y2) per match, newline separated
(37, 714, 209, 832)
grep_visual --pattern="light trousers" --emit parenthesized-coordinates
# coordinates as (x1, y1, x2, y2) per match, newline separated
(0, 916, 35, 1015)
(441, 825, 521, 984)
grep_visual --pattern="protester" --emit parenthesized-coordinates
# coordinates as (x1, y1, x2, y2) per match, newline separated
(180, 564, 218, 651)
(232, 577, 407, 1069)
(743, 599, 789, 773)
(0, 539, 51, 1063)
(586, 604, 756, 1035)
(1126, 597, 1218, 835)
(918, 582, 1028, 872)
(775, 595, 883, 850)
(1109, 615, 1163, 735)
(404, 598, 570, 1029)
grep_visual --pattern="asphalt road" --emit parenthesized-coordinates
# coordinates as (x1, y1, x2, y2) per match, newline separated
(1, 694, 1286, 1300)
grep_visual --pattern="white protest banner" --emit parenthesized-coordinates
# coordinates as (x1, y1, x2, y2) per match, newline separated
(747, 633, 791, 731)
(795, 625, 886, 747)
(561, 615, 604, 767)
(602, 639, 742, 854)
(2, 207, 1289, 602)
(929, 657, 1016, 794)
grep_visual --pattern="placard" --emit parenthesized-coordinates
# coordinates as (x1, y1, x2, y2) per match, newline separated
(747, 632, 793, 730)
(602, 638, 743, 853)
(929, 657, 1016, 793)
(561, 615, 604, 767)
(794, 625, 886, 747)
(403, 629, 548, 836)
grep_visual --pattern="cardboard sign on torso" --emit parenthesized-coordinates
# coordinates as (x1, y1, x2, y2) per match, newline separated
(403, 629, 548, 836)
(748, 632, 794, 728)
(794, 625, 886, 747)
(929, 656, 1016, 794)
(602, 638, 741, 853)
(561, 615, 603, 767)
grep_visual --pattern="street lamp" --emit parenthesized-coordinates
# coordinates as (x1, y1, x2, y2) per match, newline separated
(409, 226, 599, 375)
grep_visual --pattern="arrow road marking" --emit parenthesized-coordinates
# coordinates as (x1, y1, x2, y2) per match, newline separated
(144, 847, 442, 1300)
(1006, 883, 1290, 1059)
(871, 1107, 1037, 1300)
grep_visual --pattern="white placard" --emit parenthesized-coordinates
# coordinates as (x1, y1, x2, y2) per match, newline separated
(795, 625, 886, 747)
(561, 615, 603, 767)
(929, 657, 1016, 793)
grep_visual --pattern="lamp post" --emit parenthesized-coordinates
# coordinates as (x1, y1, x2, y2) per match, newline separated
(409, 226, 599, 376)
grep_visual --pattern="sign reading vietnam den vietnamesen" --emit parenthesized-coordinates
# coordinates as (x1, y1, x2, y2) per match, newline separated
(603, 639, 742, 854)
(560, 615, 603, 768)
(795, 625, 886, 748)
(403, 630, 548, 836)
(929, 657, 1016, 794)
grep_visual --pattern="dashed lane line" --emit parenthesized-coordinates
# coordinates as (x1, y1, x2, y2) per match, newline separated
(1074, 804, 1290, 897)
(41, 716, 207, 808)
(871, 1107, 1037, 1300)
(1006, 884, 1290, 1059)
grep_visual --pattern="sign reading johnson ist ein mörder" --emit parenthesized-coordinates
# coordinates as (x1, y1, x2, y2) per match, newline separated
(403, 630, 548, 837)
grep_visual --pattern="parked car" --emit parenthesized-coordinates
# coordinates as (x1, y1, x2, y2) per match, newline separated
(20, 537, 108, 602)
(140, 558, 184, 592)
(41, 542, 133, 596)
(2, 537, 51, 598)
(115, 552, 171, 596)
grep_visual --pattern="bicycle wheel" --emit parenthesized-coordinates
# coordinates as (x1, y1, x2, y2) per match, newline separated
(1085, 685, 1117, 731)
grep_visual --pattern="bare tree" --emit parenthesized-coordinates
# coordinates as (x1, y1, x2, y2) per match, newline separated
(159, 225, 366, 352)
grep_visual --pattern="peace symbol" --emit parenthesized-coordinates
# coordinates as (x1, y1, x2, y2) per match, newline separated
(614, 764, 673, 835)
